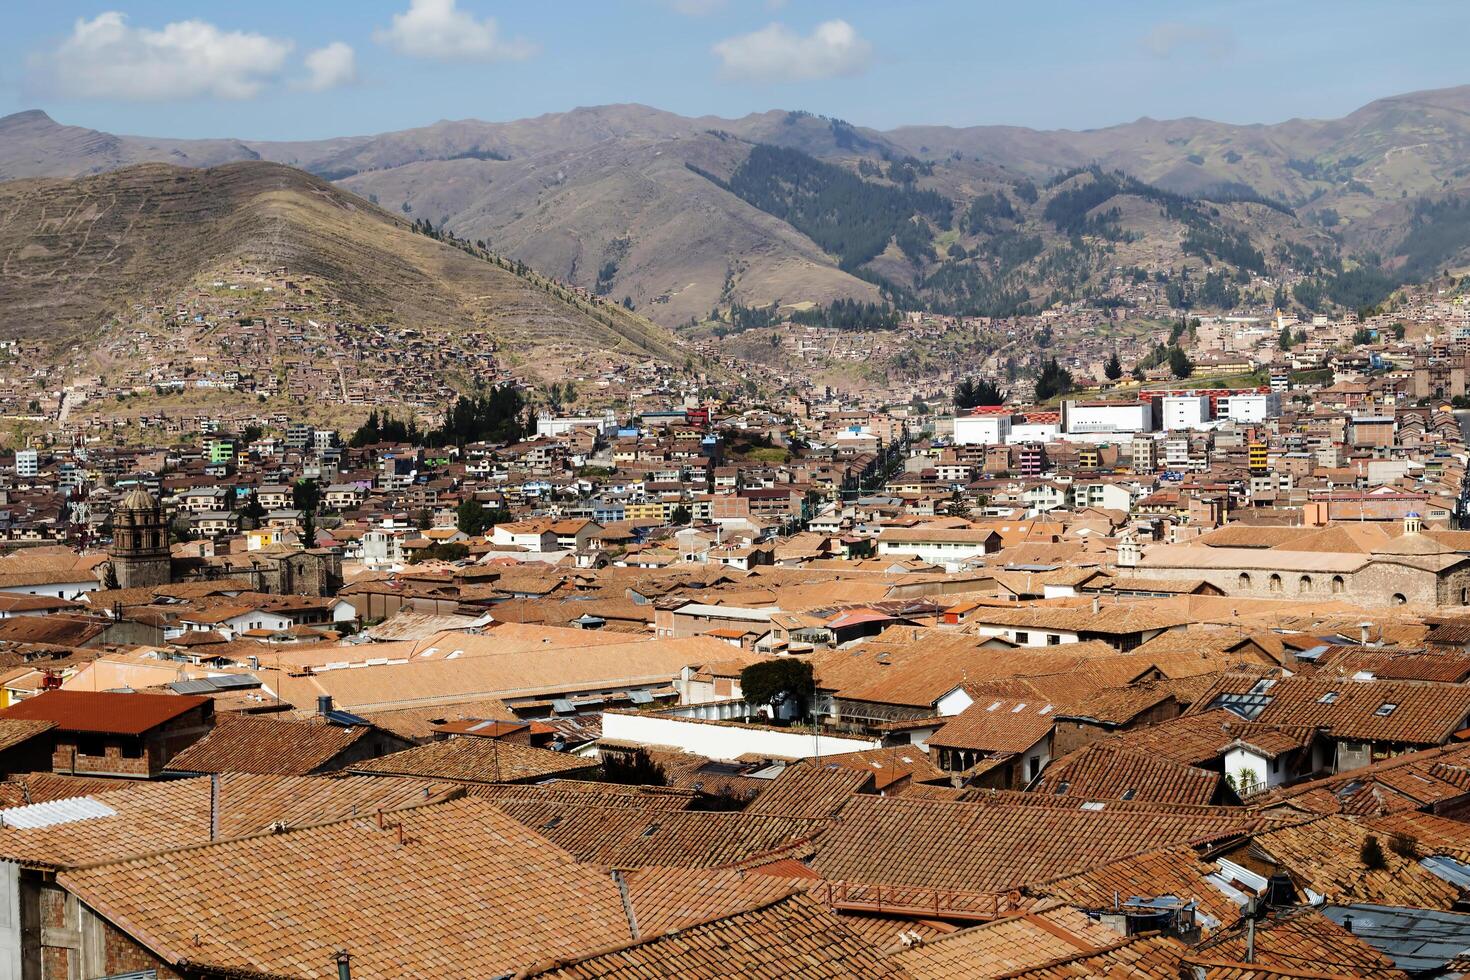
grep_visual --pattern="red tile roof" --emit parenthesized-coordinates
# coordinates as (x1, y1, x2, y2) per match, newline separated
(0, 690, 207, 735)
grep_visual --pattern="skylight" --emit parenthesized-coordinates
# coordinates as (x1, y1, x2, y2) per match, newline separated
(1374, 702, 1398, 717)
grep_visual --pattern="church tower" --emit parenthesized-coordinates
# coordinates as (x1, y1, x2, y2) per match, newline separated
(110, 488, 171, 589)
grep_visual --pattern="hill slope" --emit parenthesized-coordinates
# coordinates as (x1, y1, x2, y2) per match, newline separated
(0, 161, 685, 364)
(7, 87, 1470, 323)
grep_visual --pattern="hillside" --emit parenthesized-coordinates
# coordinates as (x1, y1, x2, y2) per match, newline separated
(0, 161, 686, 365)
(6, 87, 1470, 324)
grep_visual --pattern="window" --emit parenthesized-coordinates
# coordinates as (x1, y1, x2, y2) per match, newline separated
(1332, 575, 1345, 594)
(1015, 631, 1030, 644)
(1271, 757, 1280, 774)
(120, 741, 142, 759)
(1120, 788, 1137, 801)
(1318, 691, 1339, 704)
(1238, 573, 1251, 589)
(1392, 593, 1407, 605)
(1269, 574, 1282, 592)
(77, 737, 105, 757)
(1028, 756, 1041, 780)
(1375, 702, 1398, 717)
(1047, 634, 1061, 645)
(1298, 575, 1312, 594)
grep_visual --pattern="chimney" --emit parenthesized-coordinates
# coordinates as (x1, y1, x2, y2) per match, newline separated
(1092, 596, 1100, 615)
(335, 951, 352, 980)
(317, 695, 333, 717)
(209, 773, 220, 841)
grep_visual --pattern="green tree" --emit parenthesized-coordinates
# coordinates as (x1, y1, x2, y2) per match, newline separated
(1168, 346, 1194, 379)
(1279, 326, 1295, 351)
(954, 377, 1007, 409)
(740, 659, 816, 721)
(669, 503, 691, 525)
(293, 478, 322, 515)
(239, 492, 265, 526)
(601, 748, 667, 786)
(1034, 358, 1074, 401)
(1103, 351, 1123, 381)
(455, 498, 506, 537)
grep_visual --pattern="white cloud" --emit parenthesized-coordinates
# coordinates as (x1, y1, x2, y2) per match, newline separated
(713, 19, 872, 83)
(374, 0, 537, 62)
(32, 12, 292, 101)
(1140, 22, 1236, 60)
(301, 42, 357, 91)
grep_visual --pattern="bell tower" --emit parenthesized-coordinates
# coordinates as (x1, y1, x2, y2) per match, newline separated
(110, 488, 171, 589)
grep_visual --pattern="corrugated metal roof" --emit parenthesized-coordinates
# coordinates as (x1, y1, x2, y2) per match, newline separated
(0, 796, 116, 829)
(1323, 903, 1470, 972)
(0, 691, 207, 735)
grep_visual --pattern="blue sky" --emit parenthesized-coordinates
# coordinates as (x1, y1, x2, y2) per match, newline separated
(2, 1, 1467, 140)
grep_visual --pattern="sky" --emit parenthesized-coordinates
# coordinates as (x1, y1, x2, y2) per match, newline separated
(2, 1, 1467, 141)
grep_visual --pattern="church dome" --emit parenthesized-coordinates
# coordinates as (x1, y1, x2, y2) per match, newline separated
(120, 487, 158, 512)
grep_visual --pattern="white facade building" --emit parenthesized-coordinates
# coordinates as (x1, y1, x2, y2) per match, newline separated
(952, 414, 1012, 446)
(1158, 395, 1211, 431)
(1062, 401, 1152, 435)
(1217, 392, 1282, 423)
(14, 450, 37, 479)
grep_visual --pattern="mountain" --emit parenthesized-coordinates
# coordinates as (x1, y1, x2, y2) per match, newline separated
(0, 161, 685, 366)
(6, 87, 1470, 326)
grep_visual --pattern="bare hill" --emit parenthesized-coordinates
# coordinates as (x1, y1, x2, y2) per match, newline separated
(0, 161, 686, 362)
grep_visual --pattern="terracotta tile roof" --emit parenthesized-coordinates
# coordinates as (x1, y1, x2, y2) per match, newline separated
(929, 698, 1056, 754)
(164, 715, 379, 776)
(0, 717, 54, 752)
(1035, 744, 1221, 806)
(990, 932, 1187, 978)
(1248, 814, 1463, 909)
(810, 794, 1254, 893)
(0, 772, 117, 808)
(1190, 908, 1408, 979)
(816, 747, 949, 793)
(517, 893, 903, 979)
(59, 798, 636, 979)
(0, 772, 461, 869)
(1253, 743, 1470, 817)
(495, 799, 828, 868)
(741, 762, 873, 819)
(465, 780, 700, 811)
(0, 690, 208, 734)
(619, 865, 808, 936)
(1192, 674, 1470, 745)
(893, 903, 1123, 978)
(1030, 843, 1242, 931)
(348, 736, 600, 784)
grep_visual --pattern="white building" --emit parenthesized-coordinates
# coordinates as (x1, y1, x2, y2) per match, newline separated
(1008, 419, 1061, 444)
(1062, 401, 1152, 436)
(14, 450, 37, 479)
(1158, 395, 1211, 431)
(536, 413, 615, 438)
(1217, 392, 1282, 423)
(952, 414, 1012, 446)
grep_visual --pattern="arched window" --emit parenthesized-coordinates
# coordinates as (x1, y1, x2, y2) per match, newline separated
(1269, 574, 1282, 593)
(1331, 575, 1345, 594)
(1298, 575, 1312, 593)
(1392, 593, 1407, 605)
(1237, 573, 1251, 589)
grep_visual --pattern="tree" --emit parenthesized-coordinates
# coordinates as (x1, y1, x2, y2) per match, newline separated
(239, 492, 265, 526)
(1034, 358, 1074, 401)
(954, 377, 1007, 409)
(411, 541, 469, 563)
(669, 503, 691, 525)
(293, 478, 322, 515)
(602, 748, 667, 786)
(1103, 351, 1123, 381)
(1278, 326, 1295, 351)
(455, 498, 498, 537)
(740, 659, 816, 721)
(1168, 346, 1194, 379)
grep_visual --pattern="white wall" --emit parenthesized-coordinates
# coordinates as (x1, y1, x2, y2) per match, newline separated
(968, 624, 1081, 646)
(1160, 396, 1210, 431)
(1064, 402, 1152, 434)
(9, 579, 97, 600)
(953, 415, 1011, 446)
(601, 711, 879, 761)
